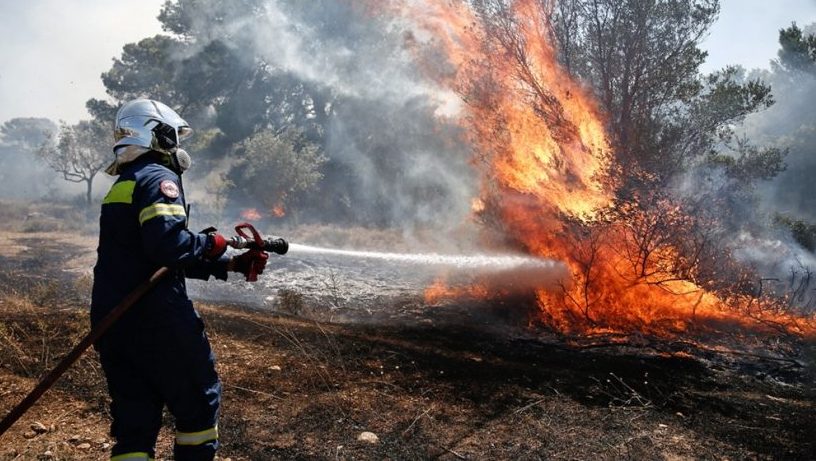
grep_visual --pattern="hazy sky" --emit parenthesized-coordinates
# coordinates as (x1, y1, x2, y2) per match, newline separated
(701, 0, 816, 72)
(0, 0, 815, 125)
(0, 0, 165, 124)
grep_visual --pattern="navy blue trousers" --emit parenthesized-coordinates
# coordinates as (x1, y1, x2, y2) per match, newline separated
(97, 316, 221, 461)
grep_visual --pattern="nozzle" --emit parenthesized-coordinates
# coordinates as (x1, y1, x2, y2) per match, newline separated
(227, 235, 288, 254)
(263, 237, 288, 255)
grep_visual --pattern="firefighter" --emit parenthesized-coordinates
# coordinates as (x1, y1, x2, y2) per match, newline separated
(91, 99, 267, 461)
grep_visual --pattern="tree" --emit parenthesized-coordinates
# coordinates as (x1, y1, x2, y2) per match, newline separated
(100, 35, 186, 107)
(38, 121, 110, 207)
(775, 23, 816, 73)
(547, 0, 717, 149)
(231, 128, 327, 218)
(0, 118, 57, 149)
(0, 118, 58, 199)
(539, 0, 777, 184)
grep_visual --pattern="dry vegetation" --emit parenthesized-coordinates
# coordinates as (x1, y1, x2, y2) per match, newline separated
(0, 202, 814, 460)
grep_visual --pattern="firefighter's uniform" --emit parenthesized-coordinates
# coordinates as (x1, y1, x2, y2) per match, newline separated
(91, 155, 227, 461)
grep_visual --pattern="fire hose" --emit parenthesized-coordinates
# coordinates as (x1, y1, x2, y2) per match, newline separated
(0, 222, 287, 438)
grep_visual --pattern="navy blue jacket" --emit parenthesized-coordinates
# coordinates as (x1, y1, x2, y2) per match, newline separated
(91, 156, 228, 332)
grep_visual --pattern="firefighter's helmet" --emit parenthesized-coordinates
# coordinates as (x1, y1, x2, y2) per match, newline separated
(105, 99, 193, 175)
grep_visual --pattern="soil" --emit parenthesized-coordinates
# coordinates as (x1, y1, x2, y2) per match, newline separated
(0, 229, 814, 460)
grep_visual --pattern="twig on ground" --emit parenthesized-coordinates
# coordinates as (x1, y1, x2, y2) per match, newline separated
(223, 383, 283, 400)
(513, 397, 547, 415)
(440, 445, 467, 460)
(402, 406, 433, 436)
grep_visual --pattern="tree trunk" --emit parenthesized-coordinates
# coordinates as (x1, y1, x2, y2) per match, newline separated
(85, 178, 93, 208)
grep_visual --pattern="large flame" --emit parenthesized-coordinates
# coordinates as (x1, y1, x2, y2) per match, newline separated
(390, 0, 816, 339)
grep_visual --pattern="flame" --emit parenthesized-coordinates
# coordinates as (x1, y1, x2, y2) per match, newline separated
(425, 279, 490, 304)
(470, 198, 485, 214)
(393, 0, 816, 339)
(240, 208, 262, 221)
(272, 204, 286, 218)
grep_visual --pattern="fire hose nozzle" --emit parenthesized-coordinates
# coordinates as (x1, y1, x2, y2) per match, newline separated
(264, 236, 289, 255)
(227, 235, 289, 255)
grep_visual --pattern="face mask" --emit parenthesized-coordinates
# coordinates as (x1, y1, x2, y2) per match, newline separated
(174, 148, 192, 174)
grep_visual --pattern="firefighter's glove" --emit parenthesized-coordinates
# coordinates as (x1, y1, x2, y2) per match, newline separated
(232, 250, 269, 279)
(204, 232, 228, 260)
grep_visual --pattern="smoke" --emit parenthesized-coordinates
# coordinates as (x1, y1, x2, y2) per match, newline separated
(0, 118, 67, 200)
(173, 0, 477, 239)
(748, 27, 816, 221)
(710, 23, 816, 286)
(0, 143, 58, 199)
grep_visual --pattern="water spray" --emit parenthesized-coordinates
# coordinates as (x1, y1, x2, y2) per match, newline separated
(285, 243, 571, 292)
(288, 243, 561, 271)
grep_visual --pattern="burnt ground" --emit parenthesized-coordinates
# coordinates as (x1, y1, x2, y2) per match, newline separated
(0, 228, 815, 460)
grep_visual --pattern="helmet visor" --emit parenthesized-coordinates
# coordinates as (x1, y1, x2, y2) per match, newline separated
(178, 126, 193, 141)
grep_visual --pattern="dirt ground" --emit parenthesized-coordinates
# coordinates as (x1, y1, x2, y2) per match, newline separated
(0, 221, 815, 460)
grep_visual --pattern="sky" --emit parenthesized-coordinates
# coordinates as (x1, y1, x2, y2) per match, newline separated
(0, 0, 815, 125)
(0, 0, 165, 124)
(701, 0, 816, 72)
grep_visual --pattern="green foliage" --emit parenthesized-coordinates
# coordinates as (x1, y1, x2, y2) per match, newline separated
(0, 118, 57, 149)
(101, 35, 185, 106)
(232, 128, 327, 215)
(85, 98, 118, 122)
(656, 66, 776, 177)
(546, 0, 784, 192)
(158, 0, 267, 39)
(549, 0, 718, 151)
(706, 138, 786, 184)
(776, 23, 816, 73)
(774, 215, 816, 251)
(542, 0, 791, 243)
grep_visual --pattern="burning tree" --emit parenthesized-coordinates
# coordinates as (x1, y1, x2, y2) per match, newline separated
(38, 120, 110, 207)
(398, 0, 814, 339)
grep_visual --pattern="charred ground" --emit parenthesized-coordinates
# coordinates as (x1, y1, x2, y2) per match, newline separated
(0, 219, 814, 460)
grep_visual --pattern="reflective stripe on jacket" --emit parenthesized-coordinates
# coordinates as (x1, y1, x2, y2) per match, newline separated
(91, 156, 228, 331)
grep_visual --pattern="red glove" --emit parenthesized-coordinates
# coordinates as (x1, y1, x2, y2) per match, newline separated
(204, 232, 228, 259)
(232, 250, 269, 281)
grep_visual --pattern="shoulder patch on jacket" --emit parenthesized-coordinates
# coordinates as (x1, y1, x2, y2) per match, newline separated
(160, 180, 180, 199)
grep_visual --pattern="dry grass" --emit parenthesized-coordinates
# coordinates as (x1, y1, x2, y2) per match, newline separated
(0, 200, 96, 235)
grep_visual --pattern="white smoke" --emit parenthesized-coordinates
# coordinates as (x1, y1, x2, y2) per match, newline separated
(714, 23, 816, 290)
(175, 0, 478, 235)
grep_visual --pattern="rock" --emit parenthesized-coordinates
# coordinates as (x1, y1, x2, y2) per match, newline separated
(76, 443, 91, 450)
(102, 443, 111, 449)
(31, 422, 48, 434)
(68, 434, 81, 443)
(357, 432, 379, 444)
(23, 430, 38, 439)
(41, 450, 53, 459)
(270, 365, 282, 371)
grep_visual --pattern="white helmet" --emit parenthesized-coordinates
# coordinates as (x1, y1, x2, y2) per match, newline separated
(105, 99, 193, 175)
